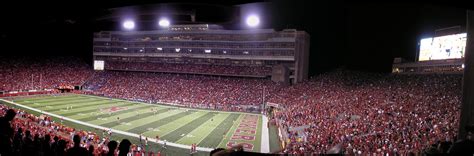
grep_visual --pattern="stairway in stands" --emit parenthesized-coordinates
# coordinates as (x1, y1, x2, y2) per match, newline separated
(81, 71, 108, 91)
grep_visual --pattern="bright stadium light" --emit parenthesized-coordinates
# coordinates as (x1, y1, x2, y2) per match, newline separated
(159, 19, 170, 27)
(123, 20, 135, 30)
(246, 15, 260, 27)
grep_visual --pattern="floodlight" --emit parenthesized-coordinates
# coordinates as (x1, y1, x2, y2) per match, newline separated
(159, 19, 170, 27)
(123, 20, 135, 30)
(246, 15, 260, 27)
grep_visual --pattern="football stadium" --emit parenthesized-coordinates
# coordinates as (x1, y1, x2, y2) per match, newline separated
(1, 1, 474, 156)
(2, 94, 268, 154)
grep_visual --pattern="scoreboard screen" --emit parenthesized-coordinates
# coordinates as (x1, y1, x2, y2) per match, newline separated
(419, 33, 467, 61)
(94, 60, 104, 70)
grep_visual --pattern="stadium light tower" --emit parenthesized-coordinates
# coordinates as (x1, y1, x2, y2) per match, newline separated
(246, 15, 260, 28)
(159, 18, 170, 28)
(123, 20, 135, 30)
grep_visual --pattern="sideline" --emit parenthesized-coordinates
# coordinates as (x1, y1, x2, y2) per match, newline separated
(0, 98, 214, 152)
(261, 115, 270, 153)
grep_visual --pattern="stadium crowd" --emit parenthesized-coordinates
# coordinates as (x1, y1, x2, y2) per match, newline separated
(105, 61, 272, 77)
(85, 71, 273, 112)
(0, 57, 94, 92)
(269, 71, 463, 155)
(84, 69, 465, 155)
(0, 56, 469, 155)
(0, 104, 163, 156)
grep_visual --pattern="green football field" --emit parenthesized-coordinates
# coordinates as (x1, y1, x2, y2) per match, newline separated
(1, 94, 271, 153)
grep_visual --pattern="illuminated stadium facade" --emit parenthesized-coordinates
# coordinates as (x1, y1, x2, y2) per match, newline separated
(93, 24, 310, 84)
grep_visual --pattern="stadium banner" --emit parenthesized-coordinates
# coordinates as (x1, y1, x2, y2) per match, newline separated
(0, 90, 57, 97)
(266, 102, 280, 108)
(289, 125, 310, 132)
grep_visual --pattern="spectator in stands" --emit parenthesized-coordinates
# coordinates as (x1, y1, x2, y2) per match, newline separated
(439, 140, 452, 154)
(22, 130, 35, 156)
(210, 148, 226, 156)
(448, 124, 474, 155)
(107, 140, 118, 156)
(0, 109, 16, 155)
(55, 139, 68, 156)
(42, 134, 53, 156)
(210, 144, 274, 156)
(12, 127, 23, 155)
(424, 143, 441, 155)
(51, 136, 60, 154)
(118, 139, 132, 156)
(33, 134, 42, 154)
(88, 145, 95, 156)
(67, 134, 88, 156)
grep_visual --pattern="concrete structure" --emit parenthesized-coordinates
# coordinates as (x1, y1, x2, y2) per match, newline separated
(93, 24, 310, 84)
(458, 10, 474, 139)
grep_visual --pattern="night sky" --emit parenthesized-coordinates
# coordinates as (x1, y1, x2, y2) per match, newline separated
(0, 0, 470, 75)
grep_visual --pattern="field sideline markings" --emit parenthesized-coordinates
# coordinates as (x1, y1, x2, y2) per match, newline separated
(13, 95, 77, 102)
(15, 96, 83, 103)
(14, 94, 82, 102)
(67, 103, 148, 120)
(179, 113, 230, 145)
(8, 94, 268, 151)
(110, 108, 181, 131)
(0, 98, 215, 152)
(78, 94, 259, 116)
(56, 102, 132, 116)
(216, 114, 244, 148)
(197, 113, 240, 148)
(260, 115, 270, 153)
(50, 100, 128, 114)
(160, 112, 218, 142)
(115, 108, 192, 133)
(78, 104, 152, 121)
(42, 100, 120, 112)
(24, 98, 107, 108)
(141, 111, 205, 137)
(19, 96, 91, 104)
(21, 97, 96, 107)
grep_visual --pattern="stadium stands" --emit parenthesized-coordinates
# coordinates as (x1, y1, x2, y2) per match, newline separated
(0, 105, 158, 156)
(84, 71, 275, 112)
(269, 71, 462, 155)
(105, 61, 272, 77)
(0, 57, 94, 92)
(0, 57, 465, 155)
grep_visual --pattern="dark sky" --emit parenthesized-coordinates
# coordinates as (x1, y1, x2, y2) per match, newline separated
(0, 0, 470, 75)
